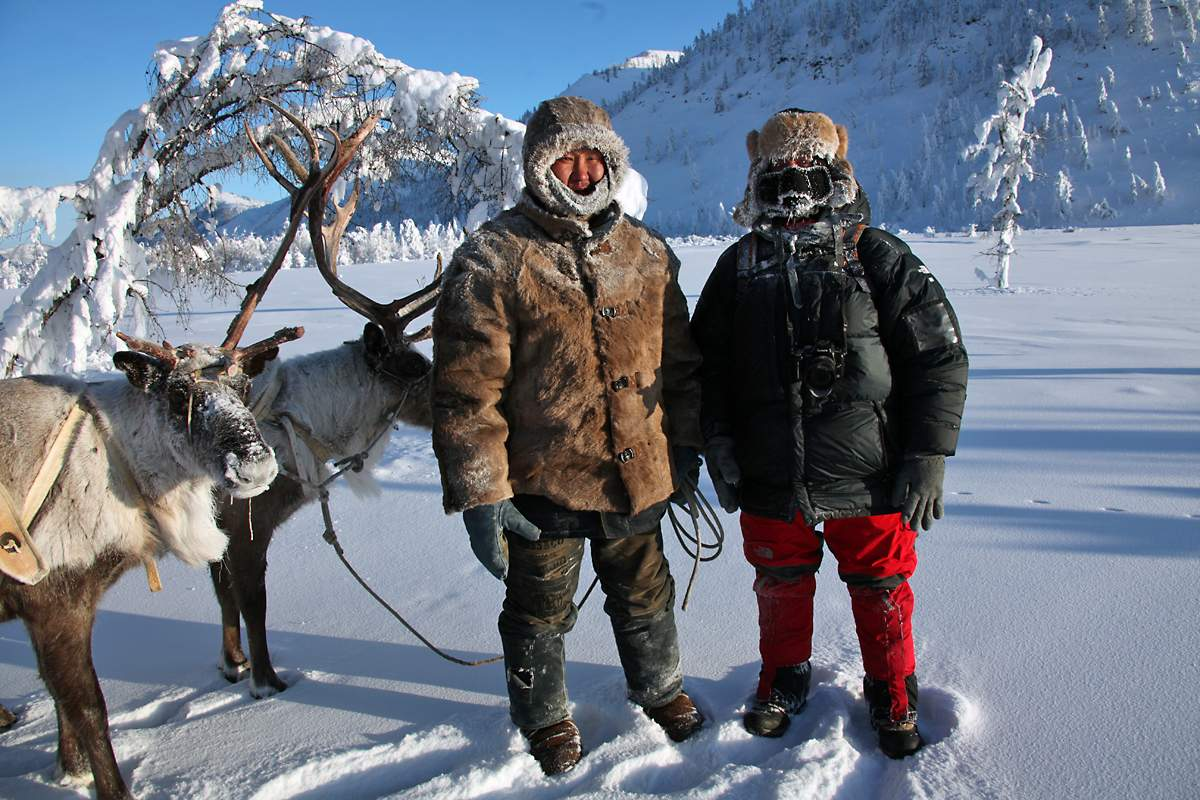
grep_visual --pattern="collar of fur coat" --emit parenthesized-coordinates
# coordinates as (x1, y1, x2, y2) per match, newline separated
(516, 191, 622, 242)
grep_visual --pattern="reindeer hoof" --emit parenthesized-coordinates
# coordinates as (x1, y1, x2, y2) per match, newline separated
(221, 660, 252, 683)
(0, 703, 17, 732)
(55, 765, 94, 789)
(250, 674, 287, 699)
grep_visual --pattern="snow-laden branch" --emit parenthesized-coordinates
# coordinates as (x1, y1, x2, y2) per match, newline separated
(0, 184, 80, 242)
(0, 0, 528, 377)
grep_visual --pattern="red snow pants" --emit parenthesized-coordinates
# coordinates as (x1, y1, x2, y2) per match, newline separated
(741, 511, 918, 720)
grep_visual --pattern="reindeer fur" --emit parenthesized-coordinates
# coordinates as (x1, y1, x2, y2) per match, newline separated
(0, 367, 278, 800)
(212, 336, 432, 696)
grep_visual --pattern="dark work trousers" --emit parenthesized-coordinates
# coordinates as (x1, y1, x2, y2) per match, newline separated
(740, 511, 918, 722)
(497, 527, 683, 732)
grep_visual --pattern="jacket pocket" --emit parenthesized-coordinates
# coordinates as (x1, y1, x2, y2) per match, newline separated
(804, 403, 888, 483)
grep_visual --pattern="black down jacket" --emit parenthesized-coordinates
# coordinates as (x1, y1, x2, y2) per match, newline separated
(690, 226, 968, 524)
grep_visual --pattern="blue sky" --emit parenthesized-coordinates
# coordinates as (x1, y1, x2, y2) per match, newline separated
(0, 0, 737, 205)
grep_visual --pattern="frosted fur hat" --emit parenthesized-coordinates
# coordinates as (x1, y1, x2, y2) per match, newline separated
(523, 96, 630, 218)
(733, 108, 859, 228)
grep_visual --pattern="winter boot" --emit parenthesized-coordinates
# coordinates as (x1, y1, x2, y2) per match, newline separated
(645, 691, 704, 742)
(743, 661, 811, 738)
(864, 674, 922, 758)
(522, 718, 583, 776)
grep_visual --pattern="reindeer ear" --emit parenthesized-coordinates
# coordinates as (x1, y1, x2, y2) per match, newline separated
(363, 322, 388, 359)
(240, 347, 279, 378)
(113, 351, 166, 390)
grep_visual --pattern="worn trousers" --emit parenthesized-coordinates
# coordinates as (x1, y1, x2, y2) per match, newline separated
(741, 511, 917, 721)
(497, 528, 683, 731)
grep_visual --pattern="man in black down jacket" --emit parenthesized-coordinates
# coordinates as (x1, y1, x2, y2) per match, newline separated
(690, 109, 968, 757)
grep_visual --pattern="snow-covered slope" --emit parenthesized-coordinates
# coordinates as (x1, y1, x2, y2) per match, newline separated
(1, 225, 1198, 798)
(557, 50, 683, 109)
(608, 0, 1200, 234)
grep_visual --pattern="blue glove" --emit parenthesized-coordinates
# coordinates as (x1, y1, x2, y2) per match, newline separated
(462, 499, 542, 580)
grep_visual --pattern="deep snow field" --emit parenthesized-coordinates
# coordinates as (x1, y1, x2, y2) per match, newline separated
(1, 224, 1198, 799)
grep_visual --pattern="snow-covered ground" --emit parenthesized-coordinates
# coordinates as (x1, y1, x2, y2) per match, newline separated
(2, 225, 1197, 799)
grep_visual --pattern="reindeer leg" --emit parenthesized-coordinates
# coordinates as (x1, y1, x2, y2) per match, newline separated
(209, 560, 250, 682)
(54, 702, 89, 780)
(26, 600, 131, 799)
(226, 523, 286, 698)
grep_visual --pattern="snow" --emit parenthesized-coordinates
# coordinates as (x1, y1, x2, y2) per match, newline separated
(2, 223, 1197, 798)
(558, 51, 683, 111)
(606, 0, 1200, 235)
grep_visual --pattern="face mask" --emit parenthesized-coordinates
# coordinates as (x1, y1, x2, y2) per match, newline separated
(756, 164, 835, 211)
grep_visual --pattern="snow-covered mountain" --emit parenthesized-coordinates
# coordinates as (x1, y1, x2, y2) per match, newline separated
(605, 0, 1200, 234)
(556, 49, 684, 109)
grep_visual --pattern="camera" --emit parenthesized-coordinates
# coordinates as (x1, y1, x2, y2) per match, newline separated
(796, 342, 844, 399)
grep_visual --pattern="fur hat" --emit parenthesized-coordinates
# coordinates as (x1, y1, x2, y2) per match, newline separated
(522, 96, 630, 218)
(732, 108, 858, 228)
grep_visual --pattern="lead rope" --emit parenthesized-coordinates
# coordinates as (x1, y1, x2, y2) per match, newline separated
(278, 406, 502, 667)
(316, 476, 502, 667)
(576, 476, 725, 612)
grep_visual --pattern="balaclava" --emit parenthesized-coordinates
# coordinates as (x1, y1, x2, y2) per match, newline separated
(522, 96, 630, 218)
(732, 108, 859, 229)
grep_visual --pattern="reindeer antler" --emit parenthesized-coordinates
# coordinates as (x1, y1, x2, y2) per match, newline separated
(305, 124, 442, 347)
(115, 332, 179, 368)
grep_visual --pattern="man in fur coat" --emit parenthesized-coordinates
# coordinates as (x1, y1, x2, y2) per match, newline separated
(431, 96, 705, 776)
(690, 108, 968, 757)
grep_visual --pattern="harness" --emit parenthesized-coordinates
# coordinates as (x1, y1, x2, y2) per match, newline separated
(0, 394, 162, 591)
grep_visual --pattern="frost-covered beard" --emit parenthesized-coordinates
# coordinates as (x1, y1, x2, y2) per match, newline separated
(758, 213, 837, 258)
(523, 126, 630, 219)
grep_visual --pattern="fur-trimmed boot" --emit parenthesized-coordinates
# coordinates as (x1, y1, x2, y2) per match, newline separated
(522, 718, 583, 775)
(743, 661, 811, 737)
(645, 691, 704, 742)
(864, 674, 922, 758)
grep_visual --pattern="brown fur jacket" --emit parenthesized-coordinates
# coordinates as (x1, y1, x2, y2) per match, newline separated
(431, 195, 702, 515)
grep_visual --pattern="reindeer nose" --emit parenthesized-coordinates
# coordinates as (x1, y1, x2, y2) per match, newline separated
(224, 450, 278, 498)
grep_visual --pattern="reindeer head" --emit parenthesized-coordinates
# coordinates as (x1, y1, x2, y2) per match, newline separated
(114, 326, 302, 499)
(244, 100, 442, 393)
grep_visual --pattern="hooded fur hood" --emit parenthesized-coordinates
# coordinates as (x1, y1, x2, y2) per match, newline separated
(733, 108, 859, 228)
(523, 96, 631, 218)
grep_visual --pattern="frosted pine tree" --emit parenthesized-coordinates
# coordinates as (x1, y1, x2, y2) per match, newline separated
(964, 36, 1057, 289)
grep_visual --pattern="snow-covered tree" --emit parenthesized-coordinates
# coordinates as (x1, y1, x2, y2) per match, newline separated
(1135, 0, 1154, 45)
(1055, 169, 1074, 223)
(964, 36, 1057, 289)
(1152, 161, 1167, 202)
(0, 0, 526, 377)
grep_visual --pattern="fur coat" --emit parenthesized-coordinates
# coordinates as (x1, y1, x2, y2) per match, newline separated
(431, 197, 702, 516)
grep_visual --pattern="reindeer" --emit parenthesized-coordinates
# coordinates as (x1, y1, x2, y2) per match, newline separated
(0, 322, 302, 799)
(206, 105, 441, 697)
(0, 95, 354, 797)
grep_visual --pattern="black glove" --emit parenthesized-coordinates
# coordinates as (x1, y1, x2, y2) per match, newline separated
(462, 499, 541, 581)
(703, 435, 741, 513)
(890, 456, 945, 531)
(670, 444, 701, 505)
